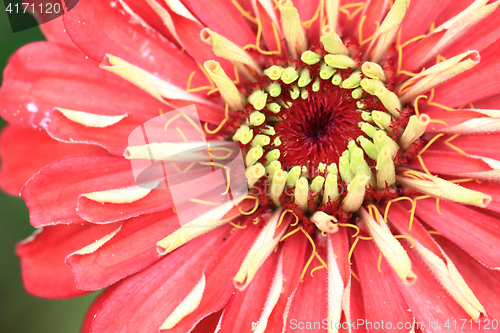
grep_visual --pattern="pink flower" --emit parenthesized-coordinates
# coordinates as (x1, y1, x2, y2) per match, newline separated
(1, 0, 500, 332)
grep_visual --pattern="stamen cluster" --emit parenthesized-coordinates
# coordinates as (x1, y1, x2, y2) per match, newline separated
(232, 48, 428, 218)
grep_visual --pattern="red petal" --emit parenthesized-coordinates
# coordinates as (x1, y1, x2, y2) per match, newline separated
(287, 237, 328, 333)
(414, 199, 500, 269)
(429, 133, 500, 161)
(122, 0, 179, 44)
(432, 38, 500, 107)
(356, 0, 391, 51)
(89, 224, 232, 333)
(456, 179, 500, 214)
(390, 243, 484, 333)
(67, 210, 179, 290)
(217, 250, 279, 332)
(330, 226, 351, 285)
(39, 16, 76, 47)
(435, 236, 500, 321)
(180, 0, 255, 47)
(353, 238, 414, 333)
(266, 229, 308, 333)
(22, 155, 134, 227)
(160, 221, 262, 332)
(77, 187, 173, 223)
(16, 222, 120, 298)
(63, 0, 204, 89)
(47, 110, 151, 156)
(442, 4, 500, 58)
(294, 0, 321, 42)
(191, 310, 222, 333)
(0, 126, 108, 196)
(400, 0, 453, 43)
(149, 1, 234, 79)
(407, 150, 498, 181)
(80, 285, 120, 333)
(0, 42, 168, 130)
(347, 271, 368, 333)
(77, 163, 230, 223)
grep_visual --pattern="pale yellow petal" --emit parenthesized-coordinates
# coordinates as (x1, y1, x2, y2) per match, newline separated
(233, 209, 287, 290)
(252, 249, 284, 333)
(204, 60, 247, 110)
(157, 198, 243, 255)
(56, 108, 127, 128)
(400, 51, 480, 104)
(101, 55, 215, 107)
(368, 0, 411, 63)
(414, 0, 500, 68)
(82, 181, 159, 204)
(160, 275, 206, 329)
(279, 0, 308, 59)
(326, 235, 345, 333)
(359, 206, 415, 284)
(201, 28, 262, 80)
(396, 170, 491, 207)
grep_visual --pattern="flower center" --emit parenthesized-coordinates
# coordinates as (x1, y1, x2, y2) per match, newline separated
(230, 47, 427, 220)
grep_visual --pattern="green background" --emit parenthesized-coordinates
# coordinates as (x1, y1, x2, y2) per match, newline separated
(0, 4, 97, 333)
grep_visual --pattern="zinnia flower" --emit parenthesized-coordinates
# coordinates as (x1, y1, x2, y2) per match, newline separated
(2, 0, 500, 332)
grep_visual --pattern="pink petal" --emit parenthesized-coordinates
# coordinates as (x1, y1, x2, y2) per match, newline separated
(0, 42, 167, 130)
(47, 110, 152, 156)
(67, 210, 179, 290)
(414, 198, 500, 269)
(0, 125, 108, 196)
(16, 222, 120, 298)
(63, 0, 204, 89)
(80, 285, 120, 333)
(217, 250, 279, 332)
(353, 238, 414, 333)
(180, 0, 255, 47)
(389, 243, 483, 333)
(432, 38, 500, 107)
(22, 156, 134, 227)
(160, 221, 263, 332)
(287, 236, 328, 333)
(265, 229, 308, 333)
(435, 236, 500, 321)
(89, 224, 232, 333)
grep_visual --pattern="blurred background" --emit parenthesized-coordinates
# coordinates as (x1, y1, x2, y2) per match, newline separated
(0, 3, 97, 332)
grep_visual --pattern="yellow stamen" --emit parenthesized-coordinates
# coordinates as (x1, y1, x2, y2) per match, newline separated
(239, 195, 260, 215)
(204, 103, 229, 135)
(231, 0, 258, 23)
(358, 16, 380, 46)
(188, 198, 221, 206)
(444, 134, 467, 155)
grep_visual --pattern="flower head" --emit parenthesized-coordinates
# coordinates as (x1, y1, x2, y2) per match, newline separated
(2, 0, 500, 332)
